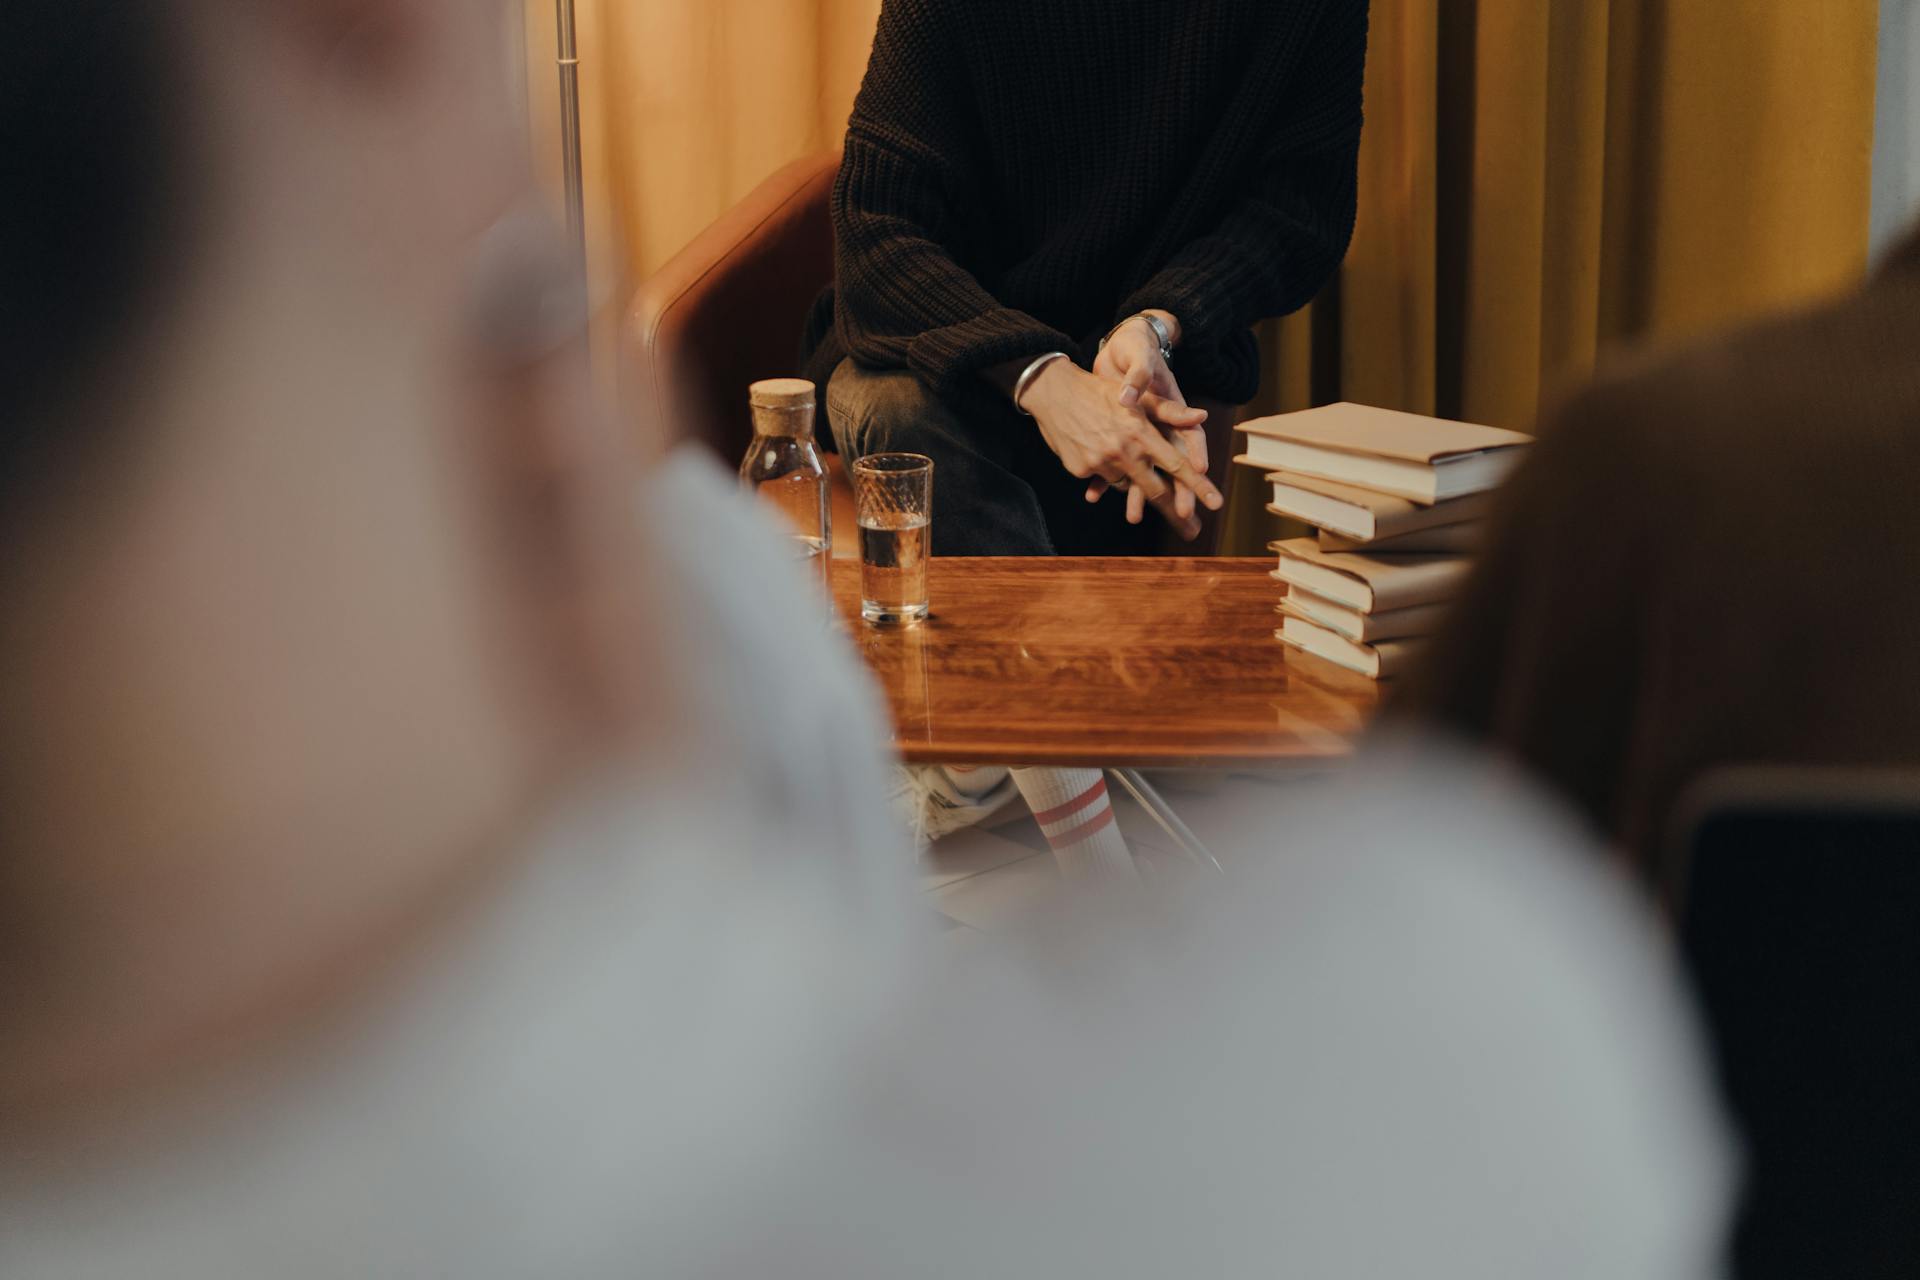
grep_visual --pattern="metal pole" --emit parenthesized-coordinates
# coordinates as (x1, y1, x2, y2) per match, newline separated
(554, 0, 587, 279)
(1110, 769, 1223, 872)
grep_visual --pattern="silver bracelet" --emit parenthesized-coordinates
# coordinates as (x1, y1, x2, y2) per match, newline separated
(1098, 312, 1175, 363)
(1012, 351, 1070, 415)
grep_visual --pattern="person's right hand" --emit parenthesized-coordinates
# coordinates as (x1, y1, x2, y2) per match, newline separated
(1019, 360, 1224, 540)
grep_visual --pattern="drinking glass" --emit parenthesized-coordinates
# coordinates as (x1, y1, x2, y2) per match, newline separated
(852, 453, 933, 624)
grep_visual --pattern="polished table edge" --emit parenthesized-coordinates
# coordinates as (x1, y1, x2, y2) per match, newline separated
(838, 554, 1372, 769)
(832, 555, 1280, 573)
(893, 744, 1360, 770)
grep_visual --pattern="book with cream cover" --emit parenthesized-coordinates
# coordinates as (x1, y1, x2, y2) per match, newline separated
(1239, 402, 1531, 504)
(1316, 521, 1484, 555)
(1258, 471, 1490, 541)
(1280, 588, 1450, 644)
(1271, 538, 1469, 614)
(1277, 615, 1424, 680)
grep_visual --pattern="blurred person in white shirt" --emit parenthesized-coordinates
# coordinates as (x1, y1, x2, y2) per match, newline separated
(0, 2, 1731, 1276)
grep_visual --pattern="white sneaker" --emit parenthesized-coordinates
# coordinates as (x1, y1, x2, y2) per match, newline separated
(888, 764, 1019, 848)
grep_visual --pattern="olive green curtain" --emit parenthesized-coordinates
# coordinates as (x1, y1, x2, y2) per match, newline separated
(1223, 0, 1878, 552)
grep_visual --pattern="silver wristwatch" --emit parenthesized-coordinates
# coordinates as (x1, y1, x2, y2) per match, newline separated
(1100, 311, 1175, 362)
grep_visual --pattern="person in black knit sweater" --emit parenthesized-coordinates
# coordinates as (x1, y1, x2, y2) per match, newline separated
(804, 0, 1368, 557)
(805, 0, 1368, 861)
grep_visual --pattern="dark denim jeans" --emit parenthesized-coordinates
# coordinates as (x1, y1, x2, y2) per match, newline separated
(826, 360, 1225, 557)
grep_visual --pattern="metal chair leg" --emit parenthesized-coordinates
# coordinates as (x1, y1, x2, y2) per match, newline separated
(1110, 769, 1222, 872)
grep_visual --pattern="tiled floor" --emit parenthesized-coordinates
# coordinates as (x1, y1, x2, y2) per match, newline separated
(921, 768, 1338, 934)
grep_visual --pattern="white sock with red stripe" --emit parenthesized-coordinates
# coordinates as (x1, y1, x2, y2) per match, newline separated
(1009, 768, 1136, 880)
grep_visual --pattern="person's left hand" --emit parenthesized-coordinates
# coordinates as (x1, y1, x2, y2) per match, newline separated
(1094, 313, 1183, 411)
(1092, 313, 1210, 524)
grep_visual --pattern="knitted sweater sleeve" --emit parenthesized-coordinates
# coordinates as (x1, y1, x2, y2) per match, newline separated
(830, 0, 1076, 396)
(1122, 2, 1368, 350)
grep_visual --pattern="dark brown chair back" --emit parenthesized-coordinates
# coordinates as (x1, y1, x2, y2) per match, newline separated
(624, 152, 839, 464)
(1671, 768, 1920, 1280)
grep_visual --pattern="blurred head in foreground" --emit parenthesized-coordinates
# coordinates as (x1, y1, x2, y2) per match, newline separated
(0, 4, 1733, 1276)
(0, 0, 663, 1104)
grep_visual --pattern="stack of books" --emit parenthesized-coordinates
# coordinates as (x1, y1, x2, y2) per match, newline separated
(1236, 402, 1532, 680)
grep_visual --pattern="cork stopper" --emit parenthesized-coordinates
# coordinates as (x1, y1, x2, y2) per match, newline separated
(749, 378, 817, 410)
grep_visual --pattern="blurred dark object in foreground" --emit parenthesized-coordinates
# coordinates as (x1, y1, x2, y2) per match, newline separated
(1, 0, 183, 503)
(1673, 769, 1920, 1280)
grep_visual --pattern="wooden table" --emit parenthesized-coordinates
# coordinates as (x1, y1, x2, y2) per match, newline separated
(832, 557, 1381, 771)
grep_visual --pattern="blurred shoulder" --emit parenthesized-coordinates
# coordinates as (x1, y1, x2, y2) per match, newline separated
(1540, 267, 1920, 468)
(638, 448, 907, 883)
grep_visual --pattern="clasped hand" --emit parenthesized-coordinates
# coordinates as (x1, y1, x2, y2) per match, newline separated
(1023, 317, 1223, 541)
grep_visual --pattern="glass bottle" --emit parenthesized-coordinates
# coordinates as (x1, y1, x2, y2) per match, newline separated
(739, 378, 832, 592)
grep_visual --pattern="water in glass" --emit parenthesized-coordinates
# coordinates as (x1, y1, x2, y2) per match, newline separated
(859, 511, 929, 623)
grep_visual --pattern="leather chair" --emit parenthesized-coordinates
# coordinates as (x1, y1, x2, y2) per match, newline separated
(624, 151, 856, 549)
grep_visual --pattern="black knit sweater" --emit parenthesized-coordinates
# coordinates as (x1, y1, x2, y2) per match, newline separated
(802, 0, 1369, 409)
